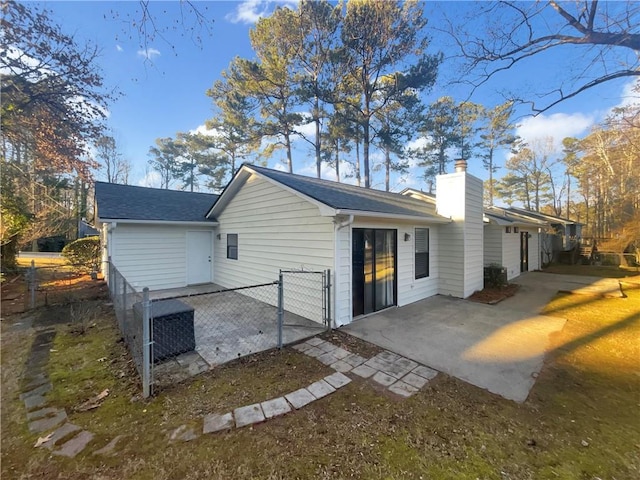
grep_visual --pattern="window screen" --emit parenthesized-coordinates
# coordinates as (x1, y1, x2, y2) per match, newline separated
(415, 228, 429, 279)
(227, 234, 238, 260)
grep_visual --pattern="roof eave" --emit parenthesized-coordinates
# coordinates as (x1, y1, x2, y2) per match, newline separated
(97, 218, 219, 227)
(335, 209, 451, 224)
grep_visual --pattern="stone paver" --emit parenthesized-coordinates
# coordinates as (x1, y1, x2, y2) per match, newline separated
(24, 373, 49, 390)
(29, 409, 67, 433)
(316, 341, 338, 353)
(234, 403, 265, 428)
(203, 412, 234, 434)
(324, 372, 351, 389)
(343, 353, 367, 367)
(304, 346, 323, 358)
(285, 388, 316, 409)
(316, 351, 339, 366)
(401, 372, 431, 389)
(307, 379, 336, 399)
(53, 430, 94, 457)
(26, 407, 59, 421)
(388, 381, 419, 398)
(261, 397, 291, 419)
(351, 364, 377, 378)
(35, 422, 81, 449)
(20, 382, 52, 400)
(169, 424, 199, 442)
(24, 394, 47, 411)
(305, 337, 324, 346)
(93, 435, 124, 455)
(292, 342, 312, 353)
(412, 365, 438, 380)
(331, 347, 350, 360)
(330, 360, 353, 373)
(372, 371, 396, 387)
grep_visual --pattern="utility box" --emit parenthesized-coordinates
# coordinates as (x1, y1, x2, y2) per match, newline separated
(134, 299, 196, 362)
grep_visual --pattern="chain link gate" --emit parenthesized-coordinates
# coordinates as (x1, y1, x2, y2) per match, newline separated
(278, 269, 331, 347)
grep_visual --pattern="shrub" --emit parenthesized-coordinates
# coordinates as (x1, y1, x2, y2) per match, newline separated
(484, 263, 508, 288)
(61, 236, 100, 272)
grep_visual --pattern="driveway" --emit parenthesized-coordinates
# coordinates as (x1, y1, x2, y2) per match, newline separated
(343, 272, 622, 402)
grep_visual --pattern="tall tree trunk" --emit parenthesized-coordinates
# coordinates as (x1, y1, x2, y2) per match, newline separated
(355, 136, 361, 187)
(488, 148, 494, 205)
(335, 139, 340, 182)
(385, 148, 391, 192)
(363, 120, 370, 188)
(285, 133, 293, 173)
(315, 96, 321, 179)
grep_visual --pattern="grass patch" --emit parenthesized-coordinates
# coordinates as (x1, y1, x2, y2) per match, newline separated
(542, 262, 640, 278)
(2, 271, 639, 479)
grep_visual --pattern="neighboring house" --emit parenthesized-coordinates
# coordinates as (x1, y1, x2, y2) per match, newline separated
(95, 161, 484, 327)
(78, 218, 99, 238)
(482, 207, 547, 280)
(505, 207, 583, 250)
(94, 182, 219, 290)
(400, 189, 547, 280)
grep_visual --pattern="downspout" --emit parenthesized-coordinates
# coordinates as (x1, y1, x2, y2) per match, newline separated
(333, 215, 354, 328)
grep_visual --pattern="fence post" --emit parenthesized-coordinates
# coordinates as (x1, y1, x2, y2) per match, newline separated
(277, 272, 284, 349)
(108, 256, 113, 296)
(325, 269, 332, 330)
(142, 287, 151, 398)
(29, 260, 36, 309)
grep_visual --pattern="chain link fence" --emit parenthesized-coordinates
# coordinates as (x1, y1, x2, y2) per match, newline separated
(24, 261, 84, 309)
(104, 262, 333, 396)
(107, 262, 151, 396)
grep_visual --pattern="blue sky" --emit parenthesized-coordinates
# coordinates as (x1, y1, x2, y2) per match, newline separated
(39, 0, 636, 192)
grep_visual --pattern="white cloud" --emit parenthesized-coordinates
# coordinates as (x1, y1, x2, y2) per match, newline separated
(138, 170, 162, 188)
(137, 47, 161, 60)
(116, 44, 123, 52)
(292, 115, 316, 141)
(190, 124, 218, 137)
(225, 0, 297, 24)
(273, 162, 288, 172)
(516, 112, 595, 152)
(613, 79, 640, 110)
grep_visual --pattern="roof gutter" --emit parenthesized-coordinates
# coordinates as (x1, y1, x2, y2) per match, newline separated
(98, 218, 219, 227)
(334, 209, 451, 224)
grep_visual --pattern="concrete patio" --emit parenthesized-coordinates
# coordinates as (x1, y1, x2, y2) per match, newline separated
(343, 272, 622, 402)
(149, 283, 324, 369)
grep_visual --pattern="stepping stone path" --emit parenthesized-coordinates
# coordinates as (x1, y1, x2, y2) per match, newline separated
(21, 327, 121, 458)
(293, 337, 439, 398)
(192, 337, 440, 439)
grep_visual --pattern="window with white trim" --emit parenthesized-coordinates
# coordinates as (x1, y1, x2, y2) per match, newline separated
(227, 234, 238, 260)
(415, 228, 429, 279)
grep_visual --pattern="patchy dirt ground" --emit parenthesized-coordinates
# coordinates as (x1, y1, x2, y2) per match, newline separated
(2, 265, 639, 479)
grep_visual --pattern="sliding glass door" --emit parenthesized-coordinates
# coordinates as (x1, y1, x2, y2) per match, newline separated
(352, 228, 397, 317)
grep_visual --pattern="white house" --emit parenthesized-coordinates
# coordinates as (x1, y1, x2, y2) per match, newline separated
(95, 160, 484, 327)
(482, 207, 546, 280)
(94, 182, 219, 290)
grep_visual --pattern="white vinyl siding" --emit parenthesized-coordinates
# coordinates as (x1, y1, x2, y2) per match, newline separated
(334, 226, 352, 327)
(484, 225, 540, 280)
(214, 174, 334, 323)
(436, 172, 484, 298)
(334, 218, 440, 326)
(483, 225, 502, 266)
(109, 224, 214, 291)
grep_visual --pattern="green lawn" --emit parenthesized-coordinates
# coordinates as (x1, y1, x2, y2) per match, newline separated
(2, 272, 639, 479)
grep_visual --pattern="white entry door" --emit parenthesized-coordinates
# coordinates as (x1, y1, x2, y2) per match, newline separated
(186, 231, 213, 285)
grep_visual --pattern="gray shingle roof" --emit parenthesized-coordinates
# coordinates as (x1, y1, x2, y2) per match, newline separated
(249, 165, 444, 220)
(95, 182, 218, 222)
